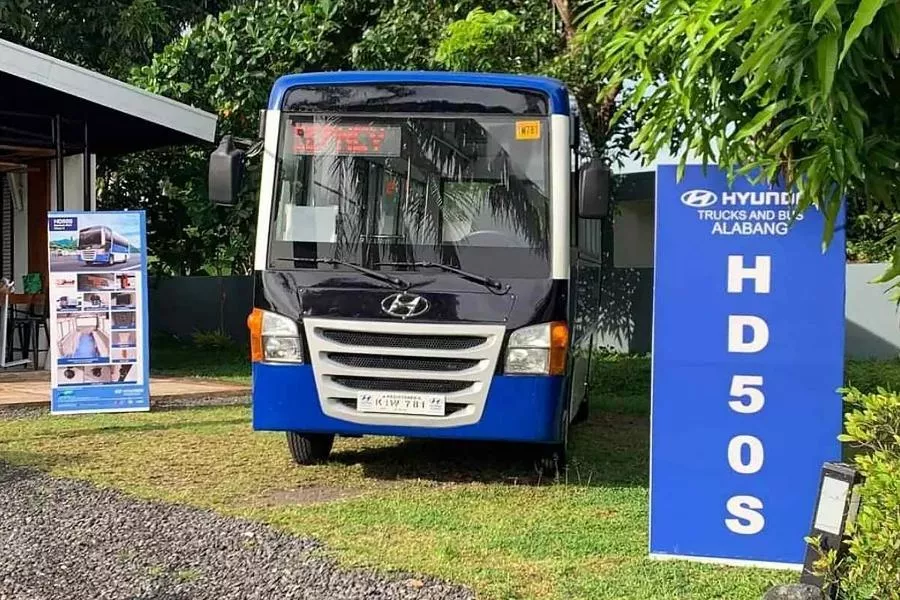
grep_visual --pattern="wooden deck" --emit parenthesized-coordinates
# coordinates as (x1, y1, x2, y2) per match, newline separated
(0, 372, 248, 407)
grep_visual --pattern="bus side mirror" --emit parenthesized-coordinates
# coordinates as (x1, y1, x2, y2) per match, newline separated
(209, 135, 244, 206)
(579, 159, 610, 219)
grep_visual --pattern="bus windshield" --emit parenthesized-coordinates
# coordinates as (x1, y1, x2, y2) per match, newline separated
(78, 227, 106, 250)
(269, 113, 551, 277)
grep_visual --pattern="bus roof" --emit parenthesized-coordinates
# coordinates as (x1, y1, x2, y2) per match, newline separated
(268, 71, 569, 116)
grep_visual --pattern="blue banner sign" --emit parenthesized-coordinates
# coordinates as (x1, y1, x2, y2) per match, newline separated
(650, 165, 845, 567)
(48, 211, 150, 414)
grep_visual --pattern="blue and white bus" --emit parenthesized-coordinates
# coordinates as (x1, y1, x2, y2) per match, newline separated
(77, 225, 130, 265)
(209, 72, 609, 471)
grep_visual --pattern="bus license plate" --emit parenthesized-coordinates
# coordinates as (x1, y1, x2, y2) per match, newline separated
(357, 392, 445, 416)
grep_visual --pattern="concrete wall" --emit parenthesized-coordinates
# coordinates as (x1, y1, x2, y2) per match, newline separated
(595, 267, 654, 353)
(149, 265, 899, 360)
(595, 263, 900, 359)
(845, 263, 900, 359)
(613, 200, 655, 268)
(148, 275, 252, 345)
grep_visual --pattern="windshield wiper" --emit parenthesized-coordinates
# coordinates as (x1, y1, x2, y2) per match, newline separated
(291, 257, 409, 290)
(377, 261, 509, 294)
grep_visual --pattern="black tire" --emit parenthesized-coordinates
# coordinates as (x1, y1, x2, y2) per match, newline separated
(534, 408, 569, 478)
(286, 432, 334, 465)
(572, 395, 590, 425)
(534, 444, 566, 478)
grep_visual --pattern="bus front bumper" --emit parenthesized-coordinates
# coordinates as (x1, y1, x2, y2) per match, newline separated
(80, 252, 110, 263)
(251, 363, 566, 444)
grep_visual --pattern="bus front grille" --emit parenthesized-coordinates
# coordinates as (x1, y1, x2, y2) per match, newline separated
(330, 376, 473, 394)
(326, 353, 478, 372)
(319, 329, 485, 351)
(81, 250, 96, 261)
(304, 318, 505, 427)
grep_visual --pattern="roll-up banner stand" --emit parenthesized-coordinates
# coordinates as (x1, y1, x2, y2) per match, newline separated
(47, 211, 150, 414)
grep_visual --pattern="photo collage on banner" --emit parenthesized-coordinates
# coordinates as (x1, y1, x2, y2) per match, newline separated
(47, 211, 150, 414)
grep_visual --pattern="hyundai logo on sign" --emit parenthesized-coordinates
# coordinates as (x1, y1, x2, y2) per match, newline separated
(381, 292, 430, 319)
(681, 189, 718, 208)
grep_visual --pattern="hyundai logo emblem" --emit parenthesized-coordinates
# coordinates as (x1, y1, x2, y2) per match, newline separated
(381, 292, 430, 319)
(681, 189, 718, 208)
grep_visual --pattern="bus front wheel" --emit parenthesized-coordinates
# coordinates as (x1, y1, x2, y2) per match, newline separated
(534, 408, 569, 478)
(286, 431, 334, 465)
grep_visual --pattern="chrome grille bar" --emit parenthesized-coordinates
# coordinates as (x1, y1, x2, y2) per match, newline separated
(304, 318, 505, 428)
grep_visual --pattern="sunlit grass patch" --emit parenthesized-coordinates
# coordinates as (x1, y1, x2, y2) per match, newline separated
(0, 362, 789, 600)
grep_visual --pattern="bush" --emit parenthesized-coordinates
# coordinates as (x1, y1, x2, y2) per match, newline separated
(191, 330, 236, 352)
(845, 359, 900, 394)
(834, 387, 900, 600)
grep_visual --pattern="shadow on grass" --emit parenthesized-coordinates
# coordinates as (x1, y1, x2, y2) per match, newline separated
(0, 451, 92, 473)
(328, 397, 650, 489)
(0, 459, 50, 482)
(10, 416, 249, 441)
(323, 357, 654, 487)
(332, 437, 547, 485)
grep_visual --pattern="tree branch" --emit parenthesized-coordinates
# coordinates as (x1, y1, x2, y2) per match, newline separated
(551, 0, 576, 42)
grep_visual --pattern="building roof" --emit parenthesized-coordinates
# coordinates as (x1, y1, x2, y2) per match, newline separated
(0, 37, 217, 156)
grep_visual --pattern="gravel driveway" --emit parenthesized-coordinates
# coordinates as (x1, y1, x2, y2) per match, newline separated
(0, 462, 474, 600)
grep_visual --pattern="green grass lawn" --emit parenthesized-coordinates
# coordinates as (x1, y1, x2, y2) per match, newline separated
(3, 352, 899, 599)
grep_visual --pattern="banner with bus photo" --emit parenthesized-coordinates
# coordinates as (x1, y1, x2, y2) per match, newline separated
(47, 211, 150, 414)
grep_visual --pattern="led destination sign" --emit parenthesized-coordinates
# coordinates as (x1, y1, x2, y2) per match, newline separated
(292, 123, 402, 157)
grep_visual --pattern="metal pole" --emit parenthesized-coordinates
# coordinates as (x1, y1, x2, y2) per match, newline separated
(83, 121, 90, 211)
(54, 114, 64, 211)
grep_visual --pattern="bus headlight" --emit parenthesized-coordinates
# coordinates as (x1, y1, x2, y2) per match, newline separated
(504, 322, 568, 375)
(263, 336, 303, 362)
(247, 308, 303, 363)
(505, 347, 549, 374)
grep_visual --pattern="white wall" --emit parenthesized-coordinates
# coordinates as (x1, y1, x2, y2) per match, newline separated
(50, 153, 97, 212)
(10, 171, 28, 286)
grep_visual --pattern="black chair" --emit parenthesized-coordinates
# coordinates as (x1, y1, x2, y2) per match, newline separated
(10, 301, 50, 370)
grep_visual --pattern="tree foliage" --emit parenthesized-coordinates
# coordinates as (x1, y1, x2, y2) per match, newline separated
(581, 0, 899, 272)
(847, 197, 899, 263)
(100, 0, 383, 275)
(350, 0, 457, 70)
(429, 2, 630, 158)
(434, 7, 555, 74)
(348, 0, 558, 71)
(0, 0, 239, 78)
(101, 0, 617, 275)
